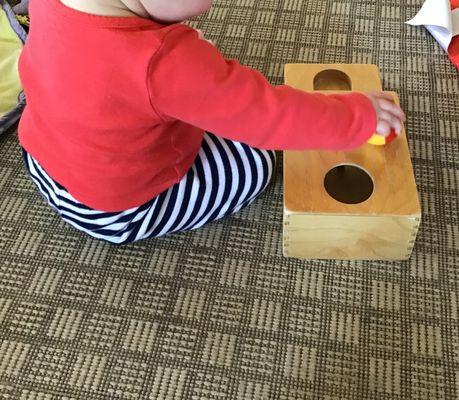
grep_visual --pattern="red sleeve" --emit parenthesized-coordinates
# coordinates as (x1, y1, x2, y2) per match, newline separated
(147, 25, 376, 151)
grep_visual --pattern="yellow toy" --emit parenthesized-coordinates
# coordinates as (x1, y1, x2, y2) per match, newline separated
(367, 130, 397, 146)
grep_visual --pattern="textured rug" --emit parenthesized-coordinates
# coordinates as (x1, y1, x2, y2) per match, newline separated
(1, 0, 458, 399)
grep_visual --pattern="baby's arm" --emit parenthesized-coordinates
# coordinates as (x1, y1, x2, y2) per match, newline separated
(148, 26, 380, 151)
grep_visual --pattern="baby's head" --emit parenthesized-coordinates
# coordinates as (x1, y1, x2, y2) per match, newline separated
(132, 0, 214, 22)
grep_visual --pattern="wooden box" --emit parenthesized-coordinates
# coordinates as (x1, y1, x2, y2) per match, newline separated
(283, 64, 421, 260)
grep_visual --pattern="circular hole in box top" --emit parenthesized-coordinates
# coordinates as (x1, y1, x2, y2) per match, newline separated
(324, 164, 374, 204)
(313, 69, 352, 91)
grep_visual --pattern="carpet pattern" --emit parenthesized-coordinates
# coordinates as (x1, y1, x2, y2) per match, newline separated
(1, 0, 458, 399)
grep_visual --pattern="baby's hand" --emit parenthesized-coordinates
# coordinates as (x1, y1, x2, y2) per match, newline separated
(364, 92, 406, 137)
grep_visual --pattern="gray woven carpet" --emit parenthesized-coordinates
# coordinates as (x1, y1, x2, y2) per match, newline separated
(1, 0, 459, 399)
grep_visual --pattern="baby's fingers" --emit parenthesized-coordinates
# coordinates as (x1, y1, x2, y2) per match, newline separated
(375, 92, 394, 101)
(377, 110, 404, 136)
(388, 115, 403, 135)
(379, 98, 406, 122)
(376, 120, 391, 137)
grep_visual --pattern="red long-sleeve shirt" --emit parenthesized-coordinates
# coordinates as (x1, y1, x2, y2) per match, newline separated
(18, 0, 376, 212)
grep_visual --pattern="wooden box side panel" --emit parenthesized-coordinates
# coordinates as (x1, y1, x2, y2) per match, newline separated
(283, 214, 421, 260)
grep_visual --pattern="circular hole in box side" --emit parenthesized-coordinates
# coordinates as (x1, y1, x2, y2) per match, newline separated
(324, 164, 374, 204)
(313, 69, 352, 91)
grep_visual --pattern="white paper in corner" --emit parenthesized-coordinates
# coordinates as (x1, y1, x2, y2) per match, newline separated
(406, 0, 459, 52)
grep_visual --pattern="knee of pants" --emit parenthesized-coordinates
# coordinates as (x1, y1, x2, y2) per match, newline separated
(257, 149, 277, 192)
(266, 150, 277, 180)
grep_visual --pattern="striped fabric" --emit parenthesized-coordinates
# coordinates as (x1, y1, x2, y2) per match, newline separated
(22, 132, 276, 244)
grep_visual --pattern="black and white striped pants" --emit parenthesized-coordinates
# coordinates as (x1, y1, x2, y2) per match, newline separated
(23, 133, 276, 244)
